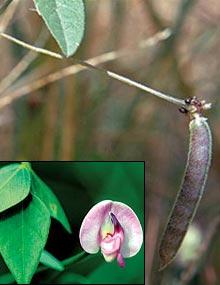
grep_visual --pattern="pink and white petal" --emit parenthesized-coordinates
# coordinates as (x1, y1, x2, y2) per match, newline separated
(102, 252, 117, 263)
(117, 252, 125, 267)
(79, 200, 113, 253)
(100, 235, 121, 255)
(110, 202, 143, 258)
(100, 215, 114, 239)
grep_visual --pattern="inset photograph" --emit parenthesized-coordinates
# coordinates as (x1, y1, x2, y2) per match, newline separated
(0, 161, 144, 284)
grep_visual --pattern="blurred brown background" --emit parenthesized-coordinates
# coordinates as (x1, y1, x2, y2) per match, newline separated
(0, 0, 220, 284)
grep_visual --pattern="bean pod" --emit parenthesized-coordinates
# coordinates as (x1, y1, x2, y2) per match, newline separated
(159, 103, 212, 271)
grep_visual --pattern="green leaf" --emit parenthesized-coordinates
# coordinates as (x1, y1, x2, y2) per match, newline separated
(0, 195, 50, 284)
(62, 251, 86, 266)
(31, 171, 72, 233)
(40, 250, 64, 271)
(0, 163, 31, 213)
(34, 0, 85, 57)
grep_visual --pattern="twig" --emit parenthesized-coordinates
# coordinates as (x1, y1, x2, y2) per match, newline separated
(0, 28, 185, 109)
(0, 63, 84, 109)
(0, 0, 20, 32)
(0, 1, 13, 14)
(83, 62, 185, 105)
(144, 0, 165, 30)
(81, 61, 185, 106)
(0, 31, 63, 59)
(0, 29, 49, 94)
(0, 29, 171, 96)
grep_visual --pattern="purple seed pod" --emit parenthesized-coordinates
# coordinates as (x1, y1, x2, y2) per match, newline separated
(159, 114, 212, 271)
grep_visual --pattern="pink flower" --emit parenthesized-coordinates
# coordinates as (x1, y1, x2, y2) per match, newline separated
(79, 200, 143, 267)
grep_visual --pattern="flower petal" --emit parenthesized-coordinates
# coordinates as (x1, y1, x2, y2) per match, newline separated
(100, 234, 121, 255)
(79, 200, 143, 259)
(110, 202, 143, 258)
(79, 200, 113, 253)
(102, 252, 117, 263)
(117, 252, 125, 267)
(100, 214, 114, 239)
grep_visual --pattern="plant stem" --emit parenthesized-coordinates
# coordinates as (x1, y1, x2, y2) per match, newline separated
(0, 30, 186, 107)
(0, 32, 63, 59)
(79, 61, 185, 106)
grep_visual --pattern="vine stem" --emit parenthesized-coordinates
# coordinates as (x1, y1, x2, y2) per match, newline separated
(0, 30, 185, 107)
(0, 251, 87, 283)
(0, 28, 171, 98)
(0, 32, 63, 59)
(108, 71, 184, 105)
(80, 60, 185, 106)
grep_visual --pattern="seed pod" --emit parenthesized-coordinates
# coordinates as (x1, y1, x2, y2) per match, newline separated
(159, 114, 212, 271)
